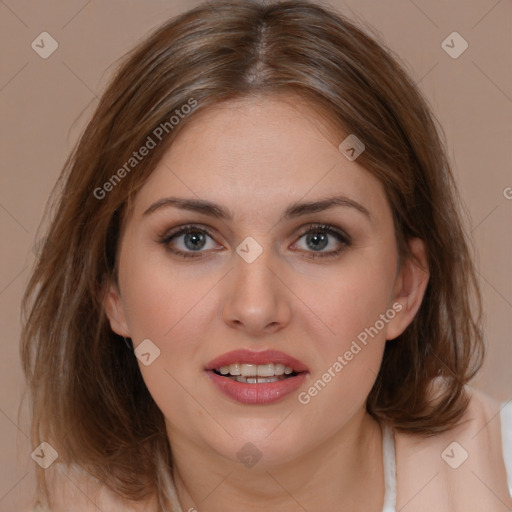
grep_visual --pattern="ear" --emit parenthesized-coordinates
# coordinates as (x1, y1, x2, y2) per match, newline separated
(385, 237, 429, 340)
(103, 280, 131, 337)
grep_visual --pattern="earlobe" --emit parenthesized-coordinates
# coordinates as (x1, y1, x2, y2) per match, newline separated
(103, 281, 131, 337)
(386, 237, 429, 340)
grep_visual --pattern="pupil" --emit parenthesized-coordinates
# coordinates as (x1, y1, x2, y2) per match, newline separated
(307, 232, 328, 251)
(184, 232, 205, 251)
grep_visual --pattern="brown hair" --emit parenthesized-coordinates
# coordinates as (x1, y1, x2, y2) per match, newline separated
(20, 0, 484, 509)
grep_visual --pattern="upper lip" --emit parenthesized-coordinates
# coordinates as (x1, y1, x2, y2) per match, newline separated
(205, 349, 309, 373)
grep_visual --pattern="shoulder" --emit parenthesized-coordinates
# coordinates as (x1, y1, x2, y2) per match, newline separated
(394, 385, 507, 460)
(34, 462, 158, 512)
(393, 385, 512, 511)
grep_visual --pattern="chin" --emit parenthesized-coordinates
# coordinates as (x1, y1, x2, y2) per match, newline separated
(207, 422, 310, 467)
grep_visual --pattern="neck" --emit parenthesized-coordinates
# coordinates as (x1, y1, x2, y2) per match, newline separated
(167, 409, 385, 512)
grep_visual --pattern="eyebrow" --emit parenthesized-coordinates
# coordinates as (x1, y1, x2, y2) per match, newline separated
(143, 195, 372, 222)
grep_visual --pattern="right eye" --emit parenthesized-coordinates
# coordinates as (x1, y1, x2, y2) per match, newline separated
(160, 224, 221, 259)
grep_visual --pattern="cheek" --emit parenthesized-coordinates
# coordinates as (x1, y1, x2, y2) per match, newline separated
(118, 256, 217, 433)
(293, 250, 396, 414)
(296, 271, 392, 432)
(119, 243, 215, 342)
(297, 250, 396, 352)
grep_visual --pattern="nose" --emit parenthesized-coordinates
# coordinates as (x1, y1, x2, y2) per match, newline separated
(221, 245, 292, 337)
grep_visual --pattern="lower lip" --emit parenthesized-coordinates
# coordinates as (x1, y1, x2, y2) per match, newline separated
(206, 370, 308, 404)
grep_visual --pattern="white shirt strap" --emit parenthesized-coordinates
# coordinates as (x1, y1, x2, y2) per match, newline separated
(501, 400, 512, 500)
(381, 422, 397, 512)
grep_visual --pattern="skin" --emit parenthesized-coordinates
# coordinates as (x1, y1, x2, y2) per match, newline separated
(104, 93, 429, 511)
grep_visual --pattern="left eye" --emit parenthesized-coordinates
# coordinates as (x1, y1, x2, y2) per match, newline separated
(160, 223, 351, 260)
(293, 224, 351, 258)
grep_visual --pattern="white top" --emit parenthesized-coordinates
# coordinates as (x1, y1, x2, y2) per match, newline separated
(381, 422, 397, 512)
(501, 400, 512, 499)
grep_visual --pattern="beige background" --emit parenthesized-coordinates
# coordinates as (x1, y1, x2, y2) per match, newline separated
(0, 0, 511, 509)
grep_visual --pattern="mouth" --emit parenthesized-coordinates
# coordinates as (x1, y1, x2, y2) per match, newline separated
(205, 349, 309, 404)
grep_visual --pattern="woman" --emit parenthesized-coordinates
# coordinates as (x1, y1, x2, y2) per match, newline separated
(20, 0, 512, 510)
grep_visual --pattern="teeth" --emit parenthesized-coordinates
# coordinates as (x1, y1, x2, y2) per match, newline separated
(230, 363, 241, 375)
(257, 364, 275, 377)
(243, 364, 258, 376)
(217, 363, 295, 377)
(235, 375, 286, 384)
(274, 363, 285, 375)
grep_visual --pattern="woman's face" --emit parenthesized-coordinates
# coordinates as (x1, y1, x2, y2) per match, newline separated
(105, 94, 424, 466)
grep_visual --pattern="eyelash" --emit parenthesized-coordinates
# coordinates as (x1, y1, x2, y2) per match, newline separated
(159, 223, 351, 260)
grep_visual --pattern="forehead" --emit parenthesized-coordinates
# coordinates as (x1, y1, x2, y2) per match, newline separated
(131, 94, 388, 222)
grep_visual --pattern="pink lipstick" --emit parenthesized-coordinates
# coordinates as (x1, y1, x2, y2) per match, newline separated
(205, 349, 309, 405)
